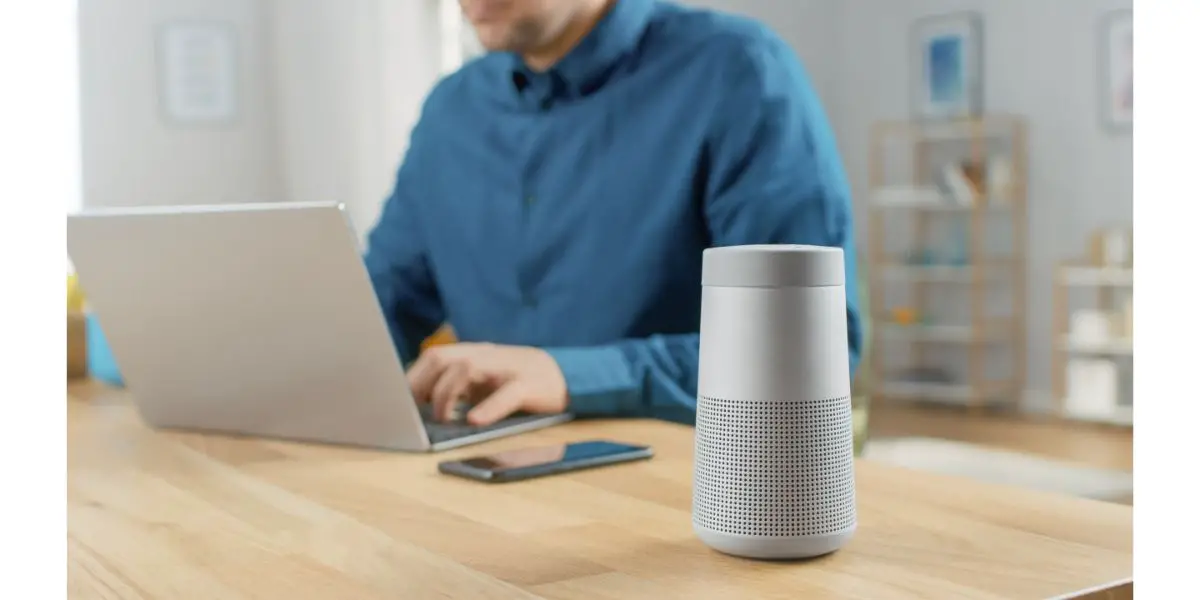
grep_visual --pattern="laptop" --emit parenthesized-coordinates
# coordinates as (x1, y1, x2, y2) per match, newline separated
(66, 201, 573, 452)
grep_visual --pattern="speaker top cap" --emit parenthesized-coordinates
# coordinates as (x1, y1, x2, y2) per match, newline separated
(702, 244, 845, 288)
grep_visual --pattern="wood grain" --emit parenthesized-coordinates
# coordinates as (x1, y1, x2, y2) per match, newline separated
(68, 382, 1131, 599)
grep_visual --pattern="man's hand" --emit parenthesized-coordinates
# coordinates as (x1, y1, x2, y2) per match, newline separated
(405, 343, 568, 426)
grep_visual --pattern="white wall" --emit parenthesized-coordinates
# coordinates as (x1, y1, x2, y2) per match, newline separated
(78, 0, 283, 208)
(79, 0, 442, 242)
(828, 0, 1133, 401)
(268, 0, 441, 244)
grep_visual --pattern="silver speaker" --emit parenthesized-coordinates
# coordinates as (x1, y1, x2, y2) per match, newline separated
(692, 244, 856, 559)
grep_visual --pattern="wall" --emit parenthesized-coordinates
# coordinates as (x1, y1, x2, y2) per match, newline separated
(79, 0, 442, 242)
(828, 0, 1133, 404)
(377, 1, 445, 235)
(268, 0, 442, 245)
(78, 0, 283, 208)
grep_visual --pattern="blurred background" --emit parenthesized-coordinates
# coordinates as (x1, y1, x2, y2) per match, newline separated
(66, 0, 1133, 503)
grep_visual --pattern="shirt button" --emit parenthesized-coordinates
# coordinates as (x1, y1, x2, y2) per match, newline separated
(524, 195, 536, 206)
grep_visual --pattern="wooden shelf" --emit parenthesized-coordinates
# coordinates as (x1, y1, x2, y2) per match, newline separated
(876, 380, 1013, 405)
(877, 322, 1013, 343)
(878, 381, 975, 402)
(1058, 266, 1133, 287)
(871, 186, 1013, 212)
(1052, 256, 1134, 428)
(877, 260, 1017, 282)
(866, 115, 1028, 413)
(1059, 337, 1133, 356)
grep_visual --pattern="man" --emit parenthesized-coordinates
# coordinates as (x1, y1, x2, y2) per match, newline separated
(364, 0, 861, 427)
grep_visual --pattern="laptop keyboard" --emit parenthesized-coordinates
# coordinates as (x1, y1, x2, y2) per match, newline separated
(418, 403, 553, 444)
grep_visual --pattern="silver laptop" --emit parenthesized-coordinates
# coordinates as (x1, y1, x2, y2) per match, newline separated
(66, 201, 573, 452)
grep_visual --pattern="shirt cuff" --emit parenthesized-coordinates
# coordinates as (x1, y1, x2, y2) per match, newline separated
(544, 345, 640, 417)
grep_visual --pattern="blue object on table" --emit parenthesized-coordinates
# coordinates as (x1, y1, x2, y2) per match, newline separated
(86, 313, 124, 387)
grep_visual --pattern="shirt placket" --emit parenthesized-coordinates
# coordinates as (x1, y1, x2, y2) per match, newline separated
(515, 76, 553, 315)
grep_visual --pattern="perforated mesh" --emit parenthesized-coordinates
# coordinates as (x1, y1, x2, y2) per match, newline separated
(693, 395, 856, 537)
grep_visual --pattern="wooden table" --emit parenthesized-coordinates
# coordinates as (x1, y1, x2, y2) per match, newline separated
(68, 383, 1132, 599)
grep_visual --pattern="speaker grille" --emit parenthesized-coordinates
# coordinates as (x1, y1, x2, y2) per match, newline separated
(693, 395, 856, 537)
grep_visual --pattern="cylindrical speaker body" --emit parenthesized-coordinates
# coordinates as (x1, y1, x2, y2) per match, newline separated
(693, 244, 856, 559)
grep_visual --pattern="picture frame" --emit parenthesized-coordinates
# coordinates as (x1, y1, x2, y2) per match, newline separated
(1099, 9, 1133, 132)
(910, 12, 985, 120)
(156, 20, 240, 126)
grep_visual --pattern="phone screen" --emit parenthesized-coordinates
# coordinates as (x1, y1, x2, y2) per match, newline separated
(440, 440, 652, 482)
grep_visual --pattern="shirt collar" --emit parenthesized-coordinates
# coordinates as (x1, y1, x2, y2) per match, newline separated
(509, 0, 655, 100)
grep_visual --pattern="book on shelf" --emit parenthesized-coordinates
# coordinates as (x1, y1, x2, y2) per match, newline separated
(938, 163, 978, 207)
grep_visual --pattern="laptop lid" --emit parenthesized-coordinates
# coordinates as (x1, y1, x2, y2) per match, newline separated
(67, 201, 433, 451)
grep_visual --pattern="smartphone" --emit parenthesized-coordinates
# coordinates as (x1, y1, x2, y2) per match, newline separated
(437, 440, 653, 483)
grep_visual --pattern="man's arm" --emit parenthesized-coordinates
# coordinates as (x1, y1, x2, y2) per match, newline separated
(544, 36, 863, 422)
(363, 110, 445, 365)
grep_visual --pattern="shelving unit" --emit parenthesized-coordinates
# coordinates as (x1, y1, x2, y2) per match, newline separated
(1052, 261, 1134, 427)
(866, 115, 1028, 411)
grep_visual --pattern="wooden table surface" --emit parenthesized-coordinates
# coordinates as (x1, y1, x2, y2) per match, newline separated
(68, 383, 1133, 599)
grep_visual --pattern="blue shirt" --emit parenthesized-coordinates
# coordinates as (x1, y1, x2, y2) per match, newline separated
(364, 0, 861, 424)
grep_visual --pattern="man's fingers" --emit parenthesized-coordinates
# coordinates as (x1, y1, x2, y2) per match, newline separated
(467, 383, 525, 426)
(406, 348, 451, 401)
(431, 362, 471, 421)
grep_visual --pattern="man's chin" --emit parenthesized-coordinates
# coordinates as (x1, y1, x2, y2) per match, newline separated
(470, 28, 510, 52)
(476, 43, 504, 54)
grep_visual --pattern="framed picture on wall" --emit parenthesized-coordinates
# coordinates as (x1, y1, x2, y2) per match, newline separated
(156, 20, 239, 125)
(1100, 9, 1133, 131)
(910, 12, 984, 120)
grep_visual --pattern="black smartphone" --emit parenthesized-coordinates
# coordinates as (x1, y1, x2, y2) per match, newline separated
(437, 440, 653, 483)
